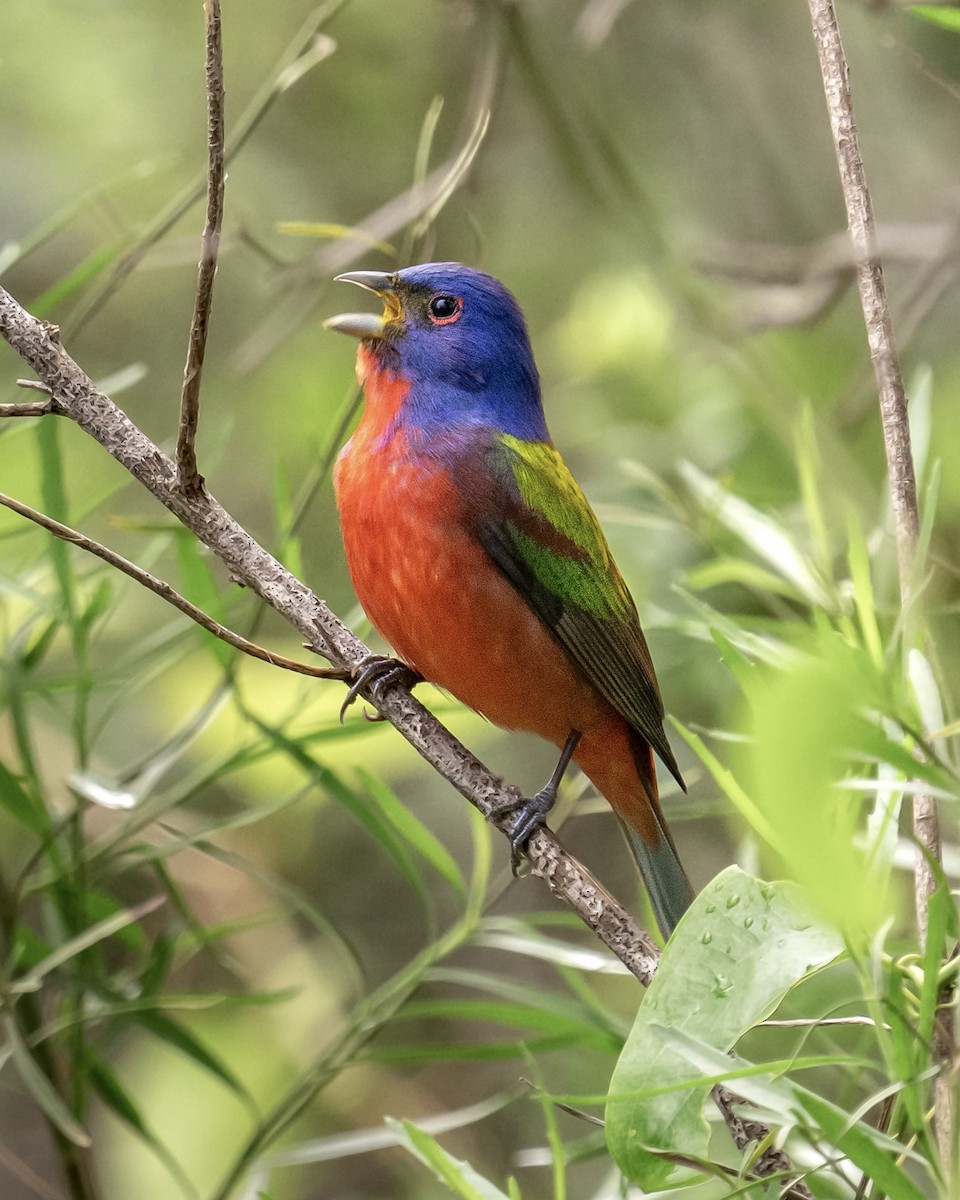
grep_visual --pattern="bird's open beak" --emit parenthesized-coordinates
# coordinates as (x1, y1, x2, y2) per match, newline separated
(324, 271, 403, 341)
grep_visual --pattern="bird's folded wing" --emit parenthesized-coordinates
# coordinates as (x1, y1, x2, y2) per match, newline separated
(466, 434, 684, 790)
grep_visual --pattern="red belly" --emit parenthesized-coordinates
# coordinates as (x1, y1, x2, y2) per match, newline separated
(334, 436, 604, 745)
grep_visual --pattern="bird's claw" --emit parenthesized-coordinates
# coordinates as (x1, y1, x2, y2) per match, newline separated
(505, 786, 558, 875)
(492, 730, 581, 875)
(339, 655, 421, 723)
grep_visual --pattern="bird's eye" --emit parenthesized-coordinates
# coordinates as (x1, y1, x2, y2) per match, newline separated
(427, 293, 463, 325)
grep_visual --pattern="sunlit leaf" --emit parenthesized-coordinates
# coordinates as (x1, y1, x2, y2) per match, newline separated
(388, 1118, 513, 1199)
(605, 868, 841, 1190)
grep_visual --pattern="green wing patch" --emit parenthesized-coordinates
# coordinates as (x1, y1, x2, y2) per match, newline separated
(472, 434, 683, 788)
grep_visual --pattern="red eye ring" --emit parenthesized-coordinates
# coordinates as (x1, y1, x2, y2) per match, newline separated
(427, 293, 463, 325)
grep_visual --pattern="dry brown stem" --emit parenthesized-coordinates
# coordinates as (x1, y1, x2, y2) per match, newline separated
(807, 0, 954, 1162)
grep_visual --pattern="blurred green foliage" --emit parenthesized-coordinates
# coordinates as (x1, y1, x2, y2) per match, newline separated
(1, 1, 959, 1198)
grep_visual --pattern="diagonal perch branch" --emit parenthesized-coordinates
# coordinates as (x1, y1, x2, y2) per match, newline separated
(0, 282, 817, 1199)
(0, 282, 660, 983)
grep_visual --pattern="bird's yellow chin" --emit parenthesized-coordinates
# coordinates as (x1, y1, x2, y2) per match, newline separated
(381, 291, 403, 322)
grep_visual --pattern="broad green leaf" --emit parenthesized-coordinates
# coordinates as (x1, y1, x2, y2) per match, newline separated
(653, 1029, 930, 1199)
(745, 634, 907, 933)
(605, 867, 841, 1190)
(388, 1118, 512, 1199)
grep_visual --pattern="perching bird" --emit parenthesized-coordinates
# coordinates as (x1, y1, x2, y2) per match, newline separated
(326, 263, 692, 936)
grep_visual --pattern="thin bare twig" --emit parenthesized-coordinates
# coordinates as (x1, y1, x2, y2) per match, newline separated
(0, 490, 347, 682)
(807, 0, 953, 1161)
(0, 400, 61, 417)
(175, 0, 225, 494)
(70, 2, 344, 333)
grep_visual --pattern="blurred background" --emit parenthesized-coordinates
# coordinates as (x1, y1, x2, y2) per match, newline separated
(1, 1, 959, 1197)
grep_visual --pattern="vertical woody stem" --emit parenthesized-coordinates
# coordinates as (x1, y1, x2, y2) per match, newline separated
(175, 0, 225, 493)
(807, 0, 953, 1163)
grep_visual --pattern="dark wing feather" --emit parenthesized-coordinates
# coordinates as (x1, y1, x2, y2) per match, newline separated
(462, 434, 684, 790)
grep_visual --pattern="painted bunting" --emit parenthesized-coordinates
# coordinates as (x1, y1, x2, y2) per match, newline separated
(326, 263, 692, 935)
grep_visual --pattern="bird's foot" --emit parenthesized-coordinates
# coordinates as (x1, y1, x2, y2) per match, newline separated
(339, 655, 422, 723)
(492, 730, 582, 874)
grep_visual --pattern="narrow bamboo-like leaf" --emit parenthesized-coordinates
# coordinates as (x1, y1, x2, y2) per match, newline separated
(801, 1089, 929, 1200)
(910, 7, 960, 33)
(685, 557, 805, 598)
(794, 405, 832, 579)
(12, 895, 164, 993)
(371, 1035, 585, 1064)
(0, 760, 46, 834)
(20, 616, 60, 672)
(88, 1055, 199, 1199)
(249, 717, 434, 915)
(846, 509, 883, 668)
(670, 720, 785, 853)
(356, 768, 465, 899)
(272, 461, 303, 581)
(605, 868, 841, 1190)
(173, 536, 229, 664)
(388, 1118, 513, 1199)
(32, 242, 125, 316)
(394, 999, 618, 1050)
(275, 222, 393, 254)
(650, 1028, 930, 1192)
(262, 1089, 521, 1166)
(135, 1010, 251, 1104)
(707, 628, 756, 698)
(3, 1015, 91, 1147)
(680, 461, 833, 609)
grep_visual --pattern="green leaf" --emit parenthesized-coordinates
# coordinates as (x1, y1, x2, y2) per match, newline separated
(134, 1010, 251, 1105)
(32, 242, 125, 315)
(605, 867, 841, 1190)
(388, 1118, 513, 1199)
(88, 1055, 200, 1199)
(11, 895, 164, 993)
(800, 1088, 929, 1200)
(652, 1029, 930, 1199)
(910, 5, 960, 32)
(0, 760, 45, 834)
(685, 556, 804, 598)
(174, 534, 229, 663)
(3, 1014, 91, 1147)
(356, 768, 465, 899)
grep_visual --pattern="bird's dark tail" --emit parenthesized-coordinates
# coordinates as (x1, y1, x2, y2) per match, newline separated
(623, 724, 692, 938)
(617, 813, 692, 938)
(573, 716, 693, 939)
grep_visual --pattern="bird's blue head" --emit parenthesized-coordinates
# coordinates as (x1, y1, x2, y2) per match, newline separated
(325, 262, 549, 443)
